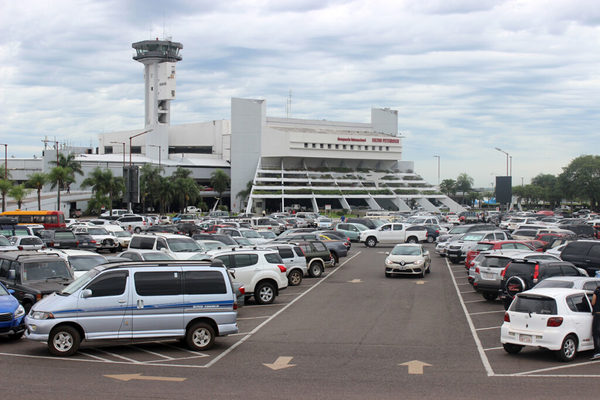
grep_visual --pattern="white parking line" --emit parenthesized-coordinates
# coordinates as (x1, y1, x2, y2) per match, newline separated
(469, 310, 505, 316)
(511, 359, 600, 376)
(237, 316, 269, 320)
(445, 258, 495, 376)
(203, 251, 362, 369)
(79, 351, 112, 362)
(464, 299, 487, 304)
(456, 283, 471, 286)
(243, 303, 287, 308)
(460, 290, 477, 294)
(95, 348, 141, 363)
(229, 332, 251, 336)
(476, 326, 502, 331)
(134, 345, 174, 360)
(484, 347, 503, 351)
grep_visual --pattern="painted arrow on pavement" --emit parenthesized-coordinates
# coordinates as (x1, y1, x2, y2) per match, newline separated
(104, 373, 186, 382)
(263, 356, 296, 370)
(348, 279, 362, 283)
(415, 280, 426, 285)
(398, 360, 432, 375)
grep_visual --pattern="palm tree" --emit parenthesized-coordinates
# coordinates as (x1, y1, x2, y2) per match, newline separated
(140, 164, 164, 212)
(81, 168, 125, 216)
(48, 166, 71, 211)
(0, 179, 11, 212)
(26, 172, 48, 210)
(8, 184, 31, 209)
(211, 169, 230, 209)
(157, 176, 175, 214)
(50, 153, 83, 192)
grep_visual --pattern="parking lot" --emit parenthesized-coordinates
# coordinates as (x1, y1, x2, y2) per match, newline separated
(446, 255, 600, 378)
(3, 245, 600, 399)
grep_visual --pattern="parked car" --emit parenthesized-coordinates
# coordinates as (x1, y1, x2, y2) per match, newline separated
(446, 230, 509, 264)
(118, 250, 175, 261)
(384, 244, 431, 278)
(500, 259, 587, 309)
(360, 222, 427, 247)
(501, 288, 595, 362)
(560, 240, 600, 276)
(72, 226, 118, 253)
(75, 233, 97, 251)
(534, 276, 600, 293)
(128, 233, 205, 260)
(257, 230, 277, 240)
(0, 251, 74, 312)
(192, 233, 238, 246)
(211, 248, 288, 304)
(217, 227, 269, 245)
(25, 260, 238, 356)
(39, 229, 79, 250)
(465, 240, 535, 269)
(9, 235, 45, 251)
(116, 215, 148, 233)
(334, 222, 368, 242)
(47, 249, 109, 279)
(558, 224, 596, 239)
(0, 282, 26, 340)
(276, 233, 348, 265)
(263, 243, 307, 286)
(104, 226, 132, 251)
(286, 240, 333, 278)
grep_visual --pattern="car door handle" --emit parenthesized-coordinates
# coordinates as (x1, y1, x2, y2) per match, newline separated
(137, 299, 144, 309)
(118, 300, 126, 304)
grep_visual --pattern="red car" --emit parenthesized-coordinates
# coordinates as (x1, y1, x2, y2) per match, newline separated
(465, 240, 535, 268)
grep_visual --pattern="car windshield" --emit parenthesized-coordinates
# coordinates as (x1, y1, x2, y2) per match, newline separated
(143, 252, 174, 261)
(534, 280, 574, 289)
(234, 237, 252, 245)
(258, 231, 276, 239)
(113, 231, 131, 238)
(167, 238, 201, 252)
(372, 219, 385, 228)
(482, 257, 512, 269)
(68, 255, 107, 271)
(60, 268, 101, 295)
(199, 241, 224, 250)
(511, 295, 557, 315)
(353, 224, 368, 231)
(463, 233, 486, 241)
(88, 228, 109, 235)
(391, 246, 421, 256)
(23, 261, 71, 281)
(0, 284, 8, 295)
(55, 231, 75, 240)
(242, 230, 261, 239)
(449, 226, 470, 234)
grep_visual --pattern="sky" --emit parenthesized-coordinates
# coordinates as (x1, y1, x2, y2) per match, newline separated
(1, 0, 599, 187)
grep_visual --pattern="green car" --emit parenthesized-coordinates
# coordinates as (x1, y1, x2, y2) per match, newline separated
(334, 222, 369, 242)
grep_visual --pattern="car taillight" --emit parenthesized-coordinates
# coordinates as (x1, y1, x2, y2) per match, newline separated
(278, 265, 287, 273)
(475, 267, 480, 274)
(504, 312, 510, 322)
(49, 241, 54, 247)
(90, 240, 97, 244)
(501, 262, 511, 278)
(547, 317, 563, 327)
(233, 302, 238, 310)
(18, 245, 23, 250)
(76, 241, 79, 246)
(532, 264, 540, 284)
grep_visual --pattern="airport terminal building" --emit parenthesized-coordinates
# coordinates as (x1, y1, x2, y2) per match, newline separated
(5, 38, 463, 215)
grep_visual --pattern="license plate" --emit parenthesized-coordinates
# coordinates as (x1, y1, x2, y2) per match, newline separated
(520, 334, 532, 343)
(54, 242, 60, 247)
(481, 272, 495, 280)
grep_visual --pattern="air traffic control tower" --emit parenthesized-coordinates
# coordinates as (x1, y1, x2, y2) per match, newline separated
(131, 39, 183, 162)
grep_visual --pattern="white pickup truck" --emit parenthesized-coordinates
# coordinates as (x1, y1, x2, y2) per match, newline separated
(359, 223, 427, 247)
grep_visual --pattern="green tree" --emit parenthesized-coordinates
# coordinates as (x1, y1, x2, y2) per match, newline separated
(439, 179, 456, 197)
(48, 166, 71, 210)
(236, 180, 254, 210)
(26, 172, 48, 210)
(0, 179, 12, 212)
(455, 173, 474, 204)
(50, 153, 83, 188)
(81, 168, 125, 215)
(140, 164, 164, 212)
(210, 169, 230, 207)
(157, 176, 175, 214)
(559, 155, 600, 210)
(8, 184, 31, 209)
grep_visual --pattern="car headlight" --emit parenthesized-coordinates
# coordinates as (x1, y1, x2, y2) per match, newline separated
(385, 258, 394, 266)
(30, 311, 54, 320)
(13, 305, 25, 319)
(415, 259, 425, 265)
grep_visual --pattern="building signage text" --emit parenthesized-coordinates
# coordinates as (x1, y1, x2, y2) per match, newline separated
(337, 137, 366, 142)
(372, 138, 400, 143)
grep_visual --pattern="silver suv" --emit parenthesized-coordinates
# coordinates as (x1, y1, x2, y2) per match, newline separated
(211, 249, 288, 304)
(263, 243, 307, 286)
(446, 230, 509, 263)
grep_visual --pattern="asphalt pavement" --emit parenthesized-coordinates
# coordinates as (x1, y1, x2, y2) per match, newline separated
(2, 244, 600, 399)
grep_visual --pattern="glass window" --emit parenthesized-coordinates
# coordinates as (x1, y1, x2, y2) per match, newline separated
(156, 239, 167, 250)
(134, 271, 181, 296)
(540, 265, 562, 278)
(511, 295, 557, 314)
(313, 242, 327, 252)
(23, 261, 71, 281)
(0, 259, 10, 278)
(294, 246, 304, 257)
(121, 252, 142, 261)
(265, 253, 284, 264)
(183, 271, 226, 294)
(583, 281, 600, 291)
(562, 242, 591, 256)
(567, 294, 591, 313)
(233, 254, 258, 268)
(560, 265, 581, 276)
(589, 244, 600, 258)
(216, 255, 232, 268)
(299, 244, 311, 255)
(86, 271, 128, 297)
(380, 225, 391, 231)
(278, 248, 294, 259)
(130, 237, 155, 250)
(393, 224, 404, 231)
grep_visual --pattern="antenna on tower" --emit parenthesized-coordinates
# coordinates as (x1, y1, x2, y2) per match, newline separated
(286, 90, 292, 118)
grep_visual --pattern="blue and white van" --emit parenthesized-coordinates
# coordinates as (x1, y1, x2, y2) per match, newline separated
(25, 260, 238, 356)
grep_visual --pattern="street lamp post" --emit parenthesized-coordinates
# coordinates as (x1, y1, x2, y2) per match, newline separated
(0, 144, 7, 179)
(147, 144, 162, 168)
(494, 147, 510, 176)
(127, 129, 153, 212)
(433, 155, 440, 185)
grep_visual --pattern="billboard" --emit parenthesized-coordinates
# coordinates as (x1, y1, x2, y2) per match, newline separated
(495, 176, 512, 204)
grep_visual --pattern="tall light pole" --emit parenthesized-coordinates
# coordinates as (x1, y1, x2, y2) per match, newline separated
(494, 147, 510, 176)
(0, 144, 7, 179)
(128, 129, 153, 167)
(147, 144, 162, 169)
(127, 129, 153, 212)
(433, 155, 440, 185)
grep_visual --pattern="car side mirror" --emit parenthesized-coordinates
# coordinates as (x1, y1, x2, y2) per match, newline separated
(81, 289, 92, 298)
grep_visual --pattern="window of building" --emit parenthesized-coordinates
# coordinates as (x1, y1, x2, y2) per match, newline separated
(104, 146, 113, 154)
(131, 146, 142, 154)
(320, 143, 324, 149)
(386, 146, 389, 151)
(327, 144, 331, 149)
(168, 146, 212, 154)
(304, 143, 308, 148)
(312, 143, 316, 148)
(350, 145, 354, 150)
(343, 145, 347, 150)
(379, 146, 383, 151)
(372, 146, 376, 150)
(335, 144, 339, 149)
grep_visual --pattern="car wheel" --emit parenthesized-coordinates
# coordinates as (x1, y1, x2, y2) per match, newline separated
(427, 236, 434, 243)
(309, 261, 324, 278)
(134, 227, 141, 233)
(254, 281, 276, 305)
(407, 236, 418, 244)
(503, 343, 523, 354)
(366, 237, 377, 247)
(483, 293, 497, 301)
(330, 252, 338, 267)
(556, 334, 578, 362)
(419, 268, 426, 278)
(186, 321, 215, 351)
(288, 269, 303, 286)
(48, 325, 81, 357)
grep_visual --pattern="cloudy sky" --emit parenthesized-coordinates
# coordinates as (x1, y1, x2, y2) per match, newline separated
(1, 0, 599, 187)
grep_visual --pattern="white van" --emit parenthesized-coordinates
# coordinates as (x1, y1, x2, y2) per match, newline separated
(25, 260, 238, 356)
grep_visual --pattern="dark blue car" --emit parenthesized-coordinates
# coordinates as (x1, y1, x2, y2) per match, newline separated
(0, 282, 26, 340)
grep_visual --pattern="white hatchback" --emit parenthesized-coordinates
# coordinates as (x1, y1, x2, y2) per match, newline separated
(501, 288, 595, 362)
